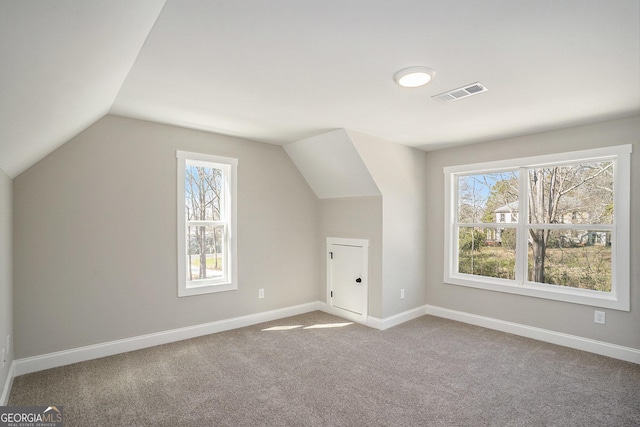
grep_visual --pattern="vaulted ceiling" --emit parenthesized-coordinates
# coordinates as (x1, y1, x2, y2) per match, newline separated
(1, 0, 639, 177)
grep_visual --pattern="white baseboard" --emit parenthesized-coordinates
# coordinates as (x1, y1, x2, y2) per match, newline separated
(1, 361, 15, 405)
(366, 305, 427, 330)
(425, 304, 640, 364)
(316, 302, 369, 325)
(11, 301, 639, 379)
(14, 302, 321, 376)
(316, 302, 427, 331)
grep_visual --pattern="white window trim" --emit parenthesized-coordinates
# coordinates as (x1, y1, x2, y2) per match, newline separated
(443, 144, 631, 311)
(177, 151, 238, 297)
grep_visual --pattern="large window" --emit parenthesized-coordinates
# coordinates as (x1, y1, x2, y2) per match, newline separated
(444, 145, 631, 311)
(177, 151, 238, 297)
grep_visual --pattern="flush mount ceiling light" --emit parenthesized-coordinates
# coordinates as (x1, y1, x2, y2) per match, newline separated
(393, 66, 436, 88)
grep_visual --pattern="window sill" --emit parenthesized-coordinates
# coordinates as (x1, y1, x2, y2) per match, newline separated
(178, 281, 237, 297)
(445, 274, 629, 311)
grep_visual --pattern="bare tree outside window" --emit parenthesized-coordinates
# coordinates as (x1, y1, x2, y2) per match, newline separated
(527, 161, 613, 290)
(185, 163, 224, 281)
(177, 151, 237, 297)
(457, 172, 518, 280)
(455, 161, 613, 291)
(445, 145, 630, 310)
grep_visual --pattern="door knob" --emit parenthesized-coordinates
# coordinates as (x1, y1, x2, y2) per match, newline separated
(356, 278, 362, 283)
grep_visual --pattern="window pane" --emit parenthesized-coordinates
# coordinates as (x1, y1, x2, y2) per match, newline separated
(186, 225, 225, 282)
(528, 161, 614, 225)
(185, 163, 224, 221)
(528, 229, 611, 292)
(458, 227, 516, 280)
(457, 172, 518, 223)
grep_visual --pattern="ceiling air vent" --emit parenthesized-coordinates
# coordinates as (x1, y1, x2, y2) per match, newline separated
(432, 82, 487, 103)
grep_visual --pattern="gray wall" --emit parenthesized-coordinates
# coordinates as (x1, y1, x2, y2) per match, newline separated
(319, 196, 383, 318)
(13, 115, 319, 358)
(0, 169, 12, 395)
(293, 128, 429, 320)
(11, 112, 638, 361)
(350, 132, 430, 318)
(424, 115, 640, 349)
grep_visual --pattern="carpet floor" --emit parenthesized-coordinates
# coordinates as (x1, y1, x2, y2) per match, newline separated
(8, 311, 640, 426)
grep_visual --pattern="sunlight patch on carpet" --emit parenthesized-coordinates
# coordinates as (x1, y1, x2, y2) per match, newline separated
(261, 325, 304, 331)
(303, 322, 353, 329)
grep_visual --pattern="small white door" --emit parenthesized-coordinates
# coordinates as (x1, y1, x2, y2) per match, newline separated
(328, 238, 368, 321)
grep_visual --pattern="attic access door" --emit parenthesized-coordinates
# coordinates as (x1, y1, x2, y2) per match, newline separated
(327, 238, 368, 323)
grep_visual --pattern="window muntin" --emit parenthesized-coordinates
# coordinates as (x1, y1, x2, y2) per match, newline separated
(177, 151, 237, 297)
(444, 145, 631, 311)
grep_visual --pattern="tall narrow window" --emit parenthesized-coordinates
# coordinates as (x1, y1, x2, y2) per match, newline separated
(177, 151, 238, 297)
(444, 145, 631, 311)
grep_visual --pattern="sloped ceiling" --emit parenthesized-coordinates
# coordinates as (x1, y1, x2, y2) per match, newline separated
(1, 0, 639, 178)
(0, 0, 166, 177)
(284, 129, 380, 199)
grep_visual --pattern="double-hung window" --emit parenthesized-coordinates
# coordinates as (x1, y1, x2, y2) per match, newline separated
(444, 145, 631, 311)
(177, 151, 238, 297)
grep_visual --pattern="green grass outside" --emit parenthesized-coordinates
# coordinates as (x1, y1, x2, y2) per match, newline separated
(459, 245, 611, 292)
(189, 255, 223, 271)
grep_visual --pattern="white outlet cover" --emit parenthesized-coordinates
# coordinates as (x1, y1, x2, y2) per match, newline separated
(594, 311, 606, 324)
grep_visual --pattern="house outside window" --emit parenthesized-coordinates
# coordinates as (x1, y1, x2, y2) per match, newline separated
(444, 145, 631, 311)
(177, 151, 238, 297)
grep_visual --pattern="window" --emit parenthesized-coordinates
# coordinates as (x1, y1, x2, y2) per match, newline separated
(444, 145, 631, 311)
(177, 151, 238, 297)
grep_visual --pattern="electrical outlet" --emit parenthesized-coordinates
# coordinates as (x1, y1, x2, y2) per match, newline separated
(400, 289, 405, 300)
(594, 310, 606, 325)
(259, 288, 265, 299)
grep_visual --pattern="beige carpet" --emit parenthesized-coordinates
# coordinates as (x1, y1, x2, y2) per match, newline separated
(9, 311, 640, 426)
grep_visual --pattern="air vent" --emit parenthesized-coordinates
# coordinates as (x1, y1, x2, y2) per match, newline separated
(432, 82, 487, 103)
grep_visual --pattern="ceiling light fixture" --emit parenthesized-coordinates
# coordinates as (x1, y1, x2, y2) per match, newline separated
(393, 66, 436, 88)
